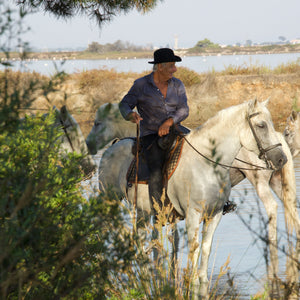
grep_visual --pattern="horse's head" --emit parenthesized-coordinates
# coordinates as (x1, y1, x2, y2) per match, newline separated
(86, 103, 119, 154)
(241, 98, 287, 170)
(86, 102, 135, 154)
(56, 105, 96, 179)
(284, 110, 300, 157)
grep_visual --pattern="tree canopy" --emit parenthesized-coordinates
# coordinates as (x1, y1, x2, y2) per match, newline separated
(16, 0, 161, 25)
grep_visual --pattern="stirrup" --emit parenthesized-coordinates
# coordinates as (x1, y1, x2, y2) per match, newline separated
(222, 200, 237, 215)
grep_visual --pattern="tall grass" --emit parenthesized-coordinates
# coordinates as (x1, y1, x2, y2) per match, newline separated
(220, 59, 300, 76)
(103, 201, 239, 300)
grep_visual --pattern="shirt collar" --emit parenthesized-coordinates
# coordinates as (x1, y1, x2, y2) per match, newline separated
(148, 72, 173, 87)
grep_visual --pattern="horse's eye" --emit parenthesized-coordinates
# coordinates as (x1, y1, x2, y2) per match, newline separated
(256, 122, 266, 129)
(94, 121, 102, 126)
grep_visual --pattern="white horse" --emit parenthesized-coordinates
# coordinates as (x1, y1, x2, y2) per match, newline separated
(97, 99, 287, 298)
(52, 105, 96, 179)
(86, 102, 136, 154)
(284, 110, 300, 157)
(88, 102, 300, 278)
(231, 129, 300, 281)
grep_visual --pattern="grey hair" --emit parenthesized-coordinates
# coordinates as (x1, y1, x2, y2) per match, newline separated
(153, 62, 167, 71)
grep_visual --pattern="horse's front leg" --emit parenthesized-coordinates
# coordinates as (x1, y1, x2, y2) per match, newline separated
(255, 180, 279, 278)
(198, 211, 223, 299)
(170, 222, 179, 279)
(186, 209, 202, 298)
(186, 209, 222, 299)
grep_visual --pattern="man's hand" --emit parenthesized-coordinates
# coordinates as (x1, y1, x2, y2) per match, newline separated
(158, 118, 174, 137)
(128, 112, 143, 124)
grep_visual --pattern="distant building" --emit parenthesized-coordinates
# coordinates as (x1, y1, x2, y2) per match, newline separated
(290, 39, 300, 44)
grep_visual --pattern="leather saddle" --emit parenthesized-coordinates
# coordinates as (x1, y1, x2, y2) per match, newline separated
(126, 124, 189, 186)
(126, 135, 185, 185)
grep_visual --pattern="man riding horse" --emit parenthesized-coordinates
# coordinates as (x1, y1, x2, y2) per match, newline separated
(119, 48, 235, 220)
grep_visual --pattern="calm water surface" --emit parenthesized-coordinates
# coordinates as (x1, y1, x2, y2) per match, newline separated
(3, 52, 300, 75)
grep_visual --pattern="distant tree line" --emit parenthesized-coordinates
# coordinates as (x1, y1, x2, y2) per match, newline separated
(86, 40, 152, 53)
(85, 37, 300, 54)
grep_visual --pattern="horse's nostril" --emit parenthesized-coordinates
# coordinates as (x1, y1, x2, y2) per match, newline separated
(278, 155, 287, 168)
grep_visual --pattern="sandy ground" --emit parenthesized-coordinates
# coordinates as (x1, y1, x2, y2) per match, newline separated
(28, 72, 300, 136)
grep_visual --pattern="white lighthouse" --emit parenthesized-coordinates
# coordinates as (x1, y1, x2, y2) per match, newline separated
(174, 35, 178, 50)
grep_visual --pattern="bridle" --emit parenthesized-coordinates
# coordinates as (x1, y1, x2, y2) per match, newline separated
(58, 114, 75, 152)
(184, 112, 282, 171)
(247, 112, 282, 168)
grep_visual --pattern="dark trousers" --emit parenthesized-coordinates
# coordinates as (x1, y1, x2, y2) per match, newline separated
(140, 134, 167, 214)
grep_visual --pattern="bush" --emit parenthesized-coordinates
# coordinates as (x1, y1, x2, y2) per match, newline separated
(176, 67, 202, 87)
(0, 76, 138, 299)
(0, 6, 136, 296)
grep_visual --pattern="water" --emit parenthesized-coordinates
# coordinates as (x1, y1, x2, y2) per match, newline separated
(81, 151, 300, 298)
(3, 52, 300, 75)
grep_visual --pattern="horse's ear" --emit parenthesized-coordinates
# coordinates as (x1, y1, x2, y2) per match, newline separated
(60, 105, 68, 122)
(97, 102, 112, 120)
(103, 103, 112, 114)
(248, 98, 257, 112)
(262, 97, 270, 107)
(291, 110, 298, 121)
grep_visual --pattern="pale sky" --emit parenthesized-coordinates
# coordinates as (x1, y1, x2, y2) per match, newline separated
(10, 0, 300, 50)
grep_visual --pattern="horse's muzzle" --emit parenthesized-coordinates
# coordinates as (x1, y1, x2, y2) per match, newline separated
(266, 148, 287, 170)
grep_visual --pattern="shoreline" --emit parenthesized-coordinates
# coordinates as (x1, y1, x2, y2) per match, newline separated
(1, 45, 300, 61)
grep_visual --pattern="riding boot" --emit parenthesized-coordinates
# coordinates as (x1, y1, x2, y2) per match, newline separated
(141, 133, 168, 221)
(148, 169, 164, 219)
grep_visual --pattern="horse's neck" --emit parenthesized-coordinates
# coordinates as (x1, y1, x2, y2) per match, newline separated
(116, 117, 136, 137)
(190, 107, 245, 165)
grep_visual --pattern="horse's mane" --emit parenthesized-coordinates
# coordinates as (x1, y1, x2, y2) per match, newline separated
(192, 101, 248, 135)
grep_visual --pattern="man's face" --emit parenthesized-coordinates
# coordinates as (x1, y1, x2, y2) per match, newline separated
(159, 62, 177, 80)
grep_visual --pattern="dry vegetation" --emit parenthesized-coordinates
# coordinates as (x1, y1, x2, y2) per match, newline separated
(9, 60, 300, 137)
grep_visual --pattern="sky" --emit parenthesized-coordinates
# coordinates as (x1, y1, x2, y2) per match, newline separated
(10, 0, 300, 50)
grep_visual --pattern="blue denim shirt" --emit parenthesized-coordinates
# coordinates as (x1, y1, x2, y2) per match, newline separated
(119, 72, 189, 137)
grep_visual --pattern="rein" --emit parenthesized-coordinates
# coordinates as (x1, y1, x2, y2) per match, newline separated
(132, 122, 140, 235)
(183, 112, 282, 171)
(183, 136, 269, 171)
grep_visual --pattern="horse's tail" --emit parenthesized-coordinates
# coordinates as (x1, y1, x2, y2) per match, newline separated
(281, 136, 299, 235)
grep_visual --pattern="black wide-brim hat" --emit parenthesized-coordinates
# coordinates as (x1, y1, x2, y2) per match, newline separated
(148, 48, 182, 64)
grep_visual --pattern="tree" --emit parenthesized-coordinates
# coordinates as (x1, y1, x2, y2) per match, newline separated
(278, 36, 287, 42)
(16, 0, 160, 25)
(87, 41, 103, 52)
(196, 38, 214, 48)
